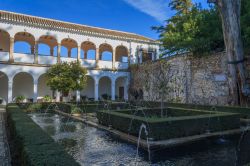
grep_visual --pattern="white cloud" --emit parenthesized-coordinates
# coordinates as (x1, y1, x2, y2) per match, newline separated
(123, 0, 171, 23)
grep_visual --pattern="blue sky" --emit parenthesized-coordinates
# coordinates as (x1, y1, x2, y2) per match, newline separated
(0, 0, 209, 40)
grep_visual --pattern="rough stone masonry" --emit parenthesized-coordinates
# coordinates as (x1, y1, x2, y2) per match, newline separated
(130, 52, 231, 105)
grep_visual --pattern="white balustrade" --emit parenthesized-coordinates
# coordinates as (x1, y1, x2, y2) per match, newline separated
(0, 51, 9, 61)
(98, 60, 113, 69)
(81, 59, 96, 68)
(60, 57, 78, 63)
(14, 53, 34, 63)
(115, 62, 128, 69)
(38, 55, 57, 65)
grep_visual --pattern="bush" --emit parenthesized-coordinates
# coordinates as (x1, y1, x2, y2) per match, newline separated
(71, 106, 82, 114)
(43, 95, 52, 102)
(6, 104, 80, 166)
(97, 108, 240, 141)
(15, 95, 25, 103)
(101, 94, 111, 100)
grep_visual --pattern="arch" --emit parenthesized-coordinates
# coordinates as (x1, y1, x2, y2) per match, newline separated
(99, 43, 113, 61)
(115, 45, 128, 62)
(81, 41, 96, 59)
(0, 29, 10, 52)
(98, 76, 112, 100)
(115, 76, 127, 100)
(14, 32, 35, 54)
(38, 35, 58, 56)
(38, 73, 53, 100)
(0, 71, 8, 105)
(80, 75, 95, 101)
(61, 38, 78, 58)
(13, 72, 34, 102)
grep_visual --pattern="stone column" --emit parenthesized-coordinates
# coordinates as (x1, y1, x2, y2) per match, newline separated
(9, 37, 14, 63)
(111, 79, 115, 101)
(84, 50, 87, 59)
(77, 46, 81, 62)
(33, 80, 38, 102)
(57, 43, 61, 63)
(128, 49, 131, 65)
(112, 49, 115, 70)
(94, 80, 99, 101)
(76, 90, 81, 102)
(50, 47, 54, 56)
(68, 48, 71, 58)
(139, 50, 143, 64)
(56, 90, 60, 102)
(95, 48, 99, 69)
(8, 80, 13, 103)
(124, 78, 129, 100)
(34, 41, 38, 64)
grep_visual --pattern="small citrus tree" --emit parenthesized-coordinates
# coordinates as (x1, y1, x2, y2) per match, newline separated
(46, 61, 87, 100)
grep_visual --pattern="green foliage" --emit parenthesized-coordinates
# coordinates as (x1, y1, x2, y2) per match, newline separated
(71, 106, 82, 114)
(43, 95, 52, 102)
(97, 108, 240, 140)
(241, 0, 250, 55)
(153, 1, 224, 56)
(15, 95, 25, 103)
(6, 104, 80, 166)
(46, 61, 87, 95)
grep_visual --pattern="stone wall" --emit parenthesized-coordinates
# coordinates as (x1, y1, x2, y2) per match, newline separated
(129, 52, 230, 105)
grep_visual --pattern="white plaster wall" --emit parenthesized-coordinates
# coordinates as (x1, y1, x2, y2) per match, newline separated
(0, 72, 8, 104)
(81, 76, 94, 98)
(13, 72, 34, 100)
(0, 64, 130, 102)
(38, 74, 52, 97)
(0, 22, 160, 64)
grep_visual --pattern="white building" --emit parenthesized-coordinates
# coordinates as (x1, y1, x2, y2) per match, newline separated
(0, 10, 160, 104)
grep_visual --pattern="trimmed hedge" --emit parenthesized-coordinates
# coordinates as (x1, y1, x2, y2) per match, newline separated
(97, 108, 240, 141)
(6, 104, 80, 166)
(117, 107, 210, 118)
(138, 101, 250, 119)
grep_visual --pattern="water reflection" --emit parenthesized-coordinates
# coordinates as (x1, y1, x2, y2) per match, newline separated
(29, 113, 250, 166)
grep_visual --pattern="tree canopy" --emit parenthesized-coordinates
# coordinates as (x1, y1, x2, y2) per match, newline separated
(154, 0, 250, 57)
(46, 61, 87, 95)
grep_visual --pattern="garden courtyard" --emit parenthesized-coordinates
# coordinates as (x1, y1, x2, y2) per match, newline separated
(2, 0, 250, 165)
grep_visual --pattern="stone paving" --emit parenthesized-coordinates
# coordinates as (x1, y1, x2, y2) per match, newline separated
(0, 106, 11, 166)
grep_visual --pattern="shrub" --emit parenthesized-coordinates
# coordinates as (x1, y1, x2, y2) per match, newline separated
(71, 106, 82, 114)
(6, 104, 80, 166)
(97, 108, 240, 140)
(15, 95, 25, 103)
(43, 95, 52, 102)
(101, 94, 111, 100)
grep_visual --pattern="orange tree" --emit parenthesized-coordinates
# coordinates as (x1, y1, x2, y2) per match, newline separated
(46, 61, 87, 97)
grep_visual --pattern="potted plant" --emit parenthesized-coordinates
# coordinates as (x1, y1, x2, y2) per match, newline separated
(71, 106, 82, 117)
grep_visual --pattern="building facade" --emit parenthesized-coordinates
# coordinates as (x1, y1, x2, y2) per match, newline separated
(0, 10, 160, 104)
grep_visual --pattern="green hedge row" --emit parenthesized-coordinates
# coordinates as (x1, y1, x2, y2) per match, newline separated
(138, 101, 250, 119)
(117, 107, 210, 118)
(6, 104, 80, 166)
(97, 108, 240, 141)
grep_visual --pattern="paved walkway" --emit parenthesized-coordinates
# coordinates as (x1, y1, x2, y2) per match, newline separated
(0, 106, 11, 166)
